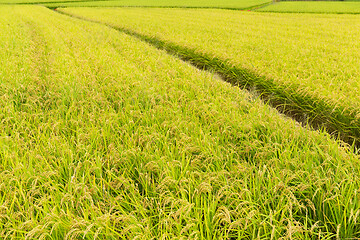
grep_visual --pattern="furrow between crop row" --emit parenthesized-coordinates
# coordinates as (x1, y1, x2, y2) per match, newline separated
(57, 9, 360, 148)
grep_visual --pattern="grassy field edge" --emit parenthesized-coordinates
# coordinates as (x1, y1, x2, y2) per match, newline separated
(57, 8, 360, 147)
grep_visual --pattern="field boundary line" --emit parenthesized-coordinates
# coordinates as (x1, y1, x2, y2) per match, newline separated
(55, 8, 360, 148)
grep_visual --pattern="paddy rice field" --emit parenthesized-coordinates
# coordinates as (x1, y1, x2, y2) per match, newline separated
(258, 1, 360, 13)
(1, 0, 360, 239)
(0, 0, 272, 9)
(46, 0, 271, 9)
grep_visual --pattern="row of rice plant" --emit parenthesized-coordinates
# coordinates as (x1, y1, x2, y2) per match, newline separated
(1, 5, 360, 239)
(43, 0, 271, 9)
(59, 7, 360, 144)
(0, 0, 93, 4)
(257, 1, 360, 14)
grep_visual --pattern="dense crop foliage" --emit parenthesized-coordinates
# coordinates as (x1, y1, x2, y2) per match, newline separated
(1, 5, 360, 239)
(257, 1, 360, 14)
(44, 0, 271, 9)
(0, 0, 92, 3)
(60, 7, 360, 143)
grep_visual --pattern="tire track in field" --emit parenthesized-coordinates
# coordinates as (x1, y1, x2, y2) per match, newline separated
(54, 9, 360, 149)
(248, 1, 277, 11)
(24, 20, 49, 83)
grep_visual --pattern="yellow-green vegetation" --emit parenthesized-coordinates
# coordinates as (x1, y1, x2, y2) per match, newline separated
(60, 7, 360, 144)
(257, 1, 360, 14)
(0, 0, 91, 3)
(2, 5, 360, 239)
(45, 0, 271, 9)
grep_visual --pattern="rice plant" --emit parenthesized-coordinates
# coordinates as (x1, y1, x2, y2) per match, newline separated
(44, 0, 271, 9)
(1, 5, 360, 239)
(59, 7, 360, 144)
(257, 1, 360, 14)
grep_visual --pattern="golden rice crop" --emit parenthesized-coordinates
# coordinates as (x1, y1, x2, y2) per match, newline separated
(1, 5, 360, 239)
(0, 0, 87, 3)
(257, 1, 360, 14)
(44, 0, 271, 9)
(60, 7, 360, 143)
